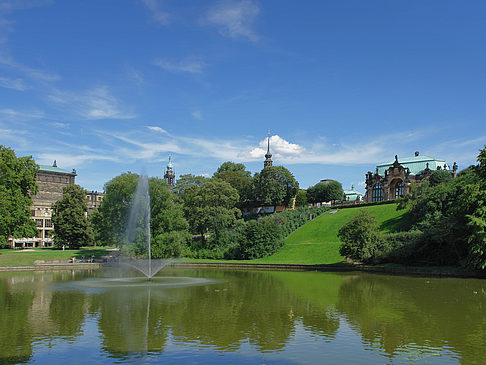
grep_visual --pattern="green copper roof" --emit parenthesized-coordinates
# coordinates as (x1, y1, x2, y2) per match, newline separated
(376, 155, 448, 176)
(38, 164, 76, 175)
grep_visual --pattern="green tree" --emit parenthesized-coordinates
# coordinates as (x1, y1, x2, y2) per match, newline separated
(92, 172, 139, 246)
(174, 174, 207, 201)
(307, 180, 343, 204)
(93, 173, 189, 257)
(294, 189, 308, 207)
(0, 146, 38, 246)
(52, 184, 93, 249)
(213, 162, 253, 207)
(235, 218, 284, 259)
(429, 169, 453, 187)
(338, 210, 382, 262)
(183, 178, 240, 244)
(253, 166, 299, 208)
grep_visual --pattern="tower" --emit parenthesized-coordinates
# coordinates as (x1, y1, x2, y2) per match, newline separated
(264, 130, 273, 168)
(164, 154, 175, 190)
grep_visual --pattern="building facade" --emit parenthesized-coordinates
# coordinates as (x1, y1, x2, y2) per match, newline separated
(10, 161, 104, 248)
(364, 152, 457, 203)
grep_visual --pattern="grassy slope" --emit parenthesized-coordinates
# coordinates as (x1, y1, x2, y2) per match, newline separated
(252, 203, 407, 265)
(0, 247, 110, 266)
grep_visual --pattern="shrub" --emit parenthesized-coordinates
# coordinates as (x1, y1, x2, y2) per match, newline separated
(338, 210, 382, 262)
(375, 231, 424, 264)
(235, 218, 284, 259)
(151, 231, 191, 258)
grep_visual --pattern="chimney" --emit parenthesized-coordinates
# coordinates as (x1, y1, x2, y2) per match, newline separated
(415, 151, 419, 157)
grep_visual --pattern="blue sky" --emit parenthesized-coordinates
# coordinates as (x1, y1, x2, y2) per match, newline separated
(1, 0, 485, 193)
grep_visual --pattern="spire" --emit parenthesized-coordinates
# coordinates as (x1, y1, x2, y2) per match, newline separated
(164, 154, 175, 190)
(264, 130, 273, 168)
(52, 160, 57, 168)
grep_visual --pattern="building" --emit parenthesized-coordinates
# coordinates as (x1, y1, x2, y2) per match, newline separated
(10, 161, 104, 248)
(364, 152, 458, 203)
(11, 161, 77, 248)
(164, 154, 176, 190)
(343, 185, 363, 202)
(86, 191, 104, 214)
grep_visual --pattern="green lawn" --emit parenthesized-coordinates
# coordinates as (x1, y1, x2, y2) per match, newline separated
(252, 203, 407, 265)
(0, 247, 111, 266)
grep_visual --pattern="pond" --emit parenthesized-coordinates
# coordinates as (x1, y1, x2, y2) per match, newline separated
(1, 267, 485, 364)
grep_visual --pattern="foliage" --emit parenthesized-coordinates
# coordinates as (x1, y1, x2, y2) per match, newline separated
(52, 184, 93, 249)
(0, 146, 39, 246)
(92, 173, 189, 257)
(338, 210, 382, 262)
(92, 172, 139, 246)
(233, 218, 284, 259)
(294, 189, 308, 207)
(182, 178, 241, 244)
(253, 166, 299, 207)
(429, 169, 453, 187)
(174, 174, 207, 200)
(213, 161, 254, 208)
(307, 180, 343, 204)
(151, 230, 191, 258)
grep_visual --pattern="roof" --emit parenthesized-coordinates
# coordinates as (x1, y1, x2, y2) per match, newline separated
(376, 155, 448, 176)
(343, 190, 363, 196)
(38, 164, 76, 175)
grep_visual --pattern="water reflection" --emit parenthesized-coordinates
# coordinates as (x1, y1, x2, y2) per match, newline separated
(0, 269, 485, 364)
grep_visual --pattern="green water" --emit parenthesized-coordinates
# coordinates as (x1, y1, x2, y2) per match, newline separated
(0, 268, 485, 364)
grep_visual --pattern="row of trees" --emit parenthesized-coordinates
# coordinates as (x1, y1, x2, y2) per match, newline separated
(338, 146, 486, 270)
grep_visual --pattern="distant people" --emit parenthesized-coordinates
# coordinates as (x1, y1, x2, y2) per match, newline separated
(70, 256, 76, 263)
(62, 245, 65, 251)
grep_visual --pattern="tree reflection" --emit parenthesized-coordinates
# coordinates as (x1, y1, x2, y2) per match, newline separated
(335, 273, 486, 363)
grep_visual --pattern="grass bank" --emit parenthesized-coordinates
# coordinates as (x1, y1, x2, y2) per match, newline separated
(183, 203, 407, 265)
(0, 247, 111, 266)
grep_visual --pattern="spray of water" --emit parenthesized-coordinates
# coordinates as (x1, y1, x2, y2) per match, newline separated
(121, 174, 171, 279)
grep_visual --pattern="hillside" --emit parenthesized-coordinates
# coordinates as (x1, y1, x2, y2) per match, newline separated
(253, 203, 407, 265)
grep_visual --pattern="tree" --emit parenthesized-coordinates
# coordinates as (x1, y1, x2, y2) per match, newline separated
(0, 146, 38, 246)
(92, 173, 189, 256)
(52, 184, 93, 249)
(182, 178, 240, 244)
(307, 180, 343, 204)
(429, 169, 453, 187)
(253, 166, 299, 208)
(338, 210, 382, 262)
(294, 189, 308, 207)
(92, 172, 139, 246)
(174, 174, 207, 200)
(235, 218, 284, 259)
(213, 162, 253, 207)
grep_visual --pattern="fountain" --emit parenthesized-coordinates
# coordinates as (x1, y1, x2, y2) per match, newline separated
(120, 174, 171, 279)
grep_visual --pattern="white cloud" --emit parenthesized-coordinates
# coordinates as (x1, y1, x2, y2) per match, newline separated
(37, 152, 120, 168)
(204, 0, 260, 42)
(247, 135, 305, 160)
(191, 110, 203, 120)
(48, 86, 136, 120)
(153, 58, 205, 73)
(0, 76, 30, 90)
(141, 0, 170, 25)
(147, 126, 168, 134)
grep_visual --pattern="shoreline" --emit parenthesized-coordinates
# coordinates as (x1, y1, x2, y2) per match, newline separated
(1, 261, 485, 278)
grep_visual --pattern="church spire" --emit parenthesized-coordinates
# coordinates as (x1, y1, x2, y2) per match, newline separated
(264, 130, 273, 168)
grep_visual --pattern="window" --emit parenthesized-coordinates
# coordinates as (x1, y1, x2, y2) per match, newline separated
(395, 181, 404, 198)
(36, 219, 43, 227)
(372, 184, 383, 202)
(86, 195, 91, 200)
(44, 230, 50, 238)
(45, 219, 52, 228)
(31, 210, 35, 217)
